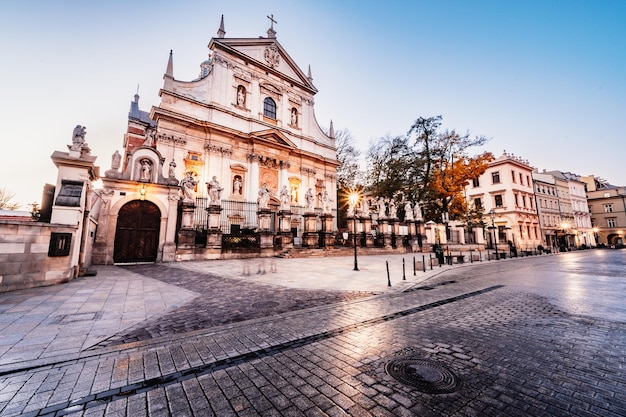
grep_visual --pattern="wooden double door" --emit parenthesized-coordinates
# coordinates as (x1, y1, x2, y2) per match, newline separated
(114, 200, 161, 263)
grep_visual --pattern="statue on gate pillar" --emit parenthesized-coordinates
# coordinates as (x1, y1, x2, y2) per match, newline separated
(180, 172, 197, 205)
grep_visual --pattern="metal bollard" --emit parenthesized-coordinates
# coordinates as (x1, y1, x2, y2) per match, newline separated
(403, 258, 406, 280)
(386, 261, 391, 287)
(413, 256, 416, 276)
(430, 254, 433, 270)
(423, 255, 426, 272)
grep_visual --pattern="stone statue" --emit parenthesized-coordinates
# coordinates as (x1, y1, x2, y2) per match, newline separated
(414, 202, 423, 221)
(322, 190, 333, 214)
(180, 172, 197, 204)
(347, 204, 355, 218)
(140, 159, 151, 181)
(207, 176, 223, 205)
(144, 128, 156, 147)
(388, 199, 397, 219)
(111, 150, 121, 170)
(291, 108, 298, 126)
(258, 183, 271, 209)
(404, 202, 414, 221)
(236, 85, 245, 106)
(279, 185, 290, 210)
(233, 176, 243, 195)
(361, 198, 370, 217)
(70, 125, 87, 151)
(305, 188, 315, 211)
(377, 197, 386, 218)
(168, 160, 176, 178)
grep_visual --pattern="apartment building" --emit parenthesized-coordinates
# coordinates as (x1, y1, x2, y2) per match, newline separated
(466, 152, 541, 251)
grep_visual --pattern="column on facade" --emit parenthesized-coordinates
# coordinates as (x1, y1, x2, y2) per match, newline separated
(280, 161, 290, 193)
(248, 154, 260, 205)
(162, 192, 180, 261)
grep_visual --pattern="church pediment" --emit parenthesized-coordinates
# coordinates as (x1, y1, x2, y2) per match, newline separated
(210, 38, 316, 93)
(251, 129, 297, 149)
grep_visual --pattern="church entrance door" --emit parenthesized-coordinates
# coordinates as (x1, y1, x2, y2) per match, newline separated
(114, 200, 161, 263)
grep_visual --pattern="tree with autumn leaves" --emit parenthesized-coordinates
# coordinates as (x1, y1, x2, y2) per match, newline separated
(365, 115, 493, 224)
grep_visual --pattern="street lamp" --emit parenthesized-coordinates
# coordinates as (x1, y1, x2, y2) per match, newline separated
(592, 227, 599, 246)
(349, 192, 360, 271)
(489, 209, 498, 260)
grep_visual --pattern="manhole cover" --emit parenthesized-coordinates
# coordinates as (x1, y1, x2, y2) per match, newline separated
(385, 358, 460, 394)
(252, 301, 279, 309)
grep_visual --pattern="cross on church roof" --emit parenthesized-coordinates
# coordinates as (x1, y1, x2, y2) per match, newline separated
(266, 14, 277, 38)
(267, 14, 277, 29)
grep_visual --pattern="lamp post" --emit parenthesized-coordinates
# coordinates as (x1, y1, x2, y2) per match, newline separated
(489, 209, 498, 260)
(349, 192, 360, 271)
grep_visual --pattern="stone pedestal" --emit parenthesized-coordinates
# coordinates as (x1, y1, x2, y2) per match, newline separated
(390, 219, 400, 236)
(206, 205, 223, 249)
(257, 209, 274, 249)
(380, 219, 392, 248)
(320, 214, 334, 247)
(278, 210, 293, 248)
(180, 203, 195, 230)
(361, 216, 373, 247)
(408, 221, 416, 236)
(303, 212, 318, 247)
(178, 203, 196, 249)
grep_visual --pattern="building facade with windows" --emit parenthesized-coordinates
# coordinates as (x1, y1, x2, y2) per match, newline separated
(582, 176, 626, 246)
(93, 17, 338, 264)
(544, 171, 593, 248)
(531, 171, 561, 249)
(466, 151, 541, 251)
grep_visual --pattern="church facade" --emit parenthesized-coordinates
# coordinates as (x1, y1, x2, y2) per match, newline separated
(92, 17, 339, 264)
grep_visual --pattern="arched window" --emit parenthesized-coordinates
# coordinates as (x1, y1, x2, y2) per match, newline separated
(263, 97, 276, 119)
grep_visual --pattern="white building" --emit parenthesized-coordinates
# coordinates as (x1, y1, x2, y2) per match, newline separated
(466, 151, 541, 251)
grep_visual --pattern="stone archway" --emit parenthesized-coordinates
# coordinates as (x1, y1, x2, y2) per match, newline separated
(113, 200, 161, 263)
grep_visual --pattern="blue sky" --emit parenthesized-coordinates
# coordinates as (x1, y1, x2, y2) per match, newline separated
(1, 0, 624, 207)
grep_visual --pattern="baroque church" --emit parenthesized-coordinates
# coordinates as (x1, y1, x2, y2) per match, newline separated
(92, 16, 339, 264)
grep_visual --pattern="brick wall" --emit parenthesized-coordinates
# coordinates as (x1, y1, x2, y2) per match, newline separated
(0, 221, 77, 292)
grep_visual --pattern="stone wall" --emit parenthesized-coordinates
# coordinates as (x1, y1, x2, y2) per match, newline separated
(0, 221, 78, 292)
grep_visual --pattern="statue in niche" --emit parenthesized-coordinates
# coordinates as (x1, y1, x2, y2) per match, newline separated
(258, 183, 271, 209)
(377, 197, 386, 218)
(279, 185, 290, 210)
(168, 160, 176, 178)
(404, 201, 414, 221)
(207, 176, 223, 205)
(414, 202, 423, 221)
(290, 108, 298, 126)
(290, 185, 298, 203)
(180, 172, 197, 204)
(233, 175, 243, 195)
(140, 159, 151, 181)
(111, 150, 121, 170)
(70, 125, 87, 151)
(322, 190, 333, 214)
(389, 199, 397, 218)
(305, 188, 315, 211)
(236, 85, 246, 106)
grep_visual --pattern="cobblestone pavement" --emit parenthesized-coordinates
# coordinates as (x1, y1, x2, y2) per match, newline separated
(92, 264, 376, 348)
(0, 250, 625, 416)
